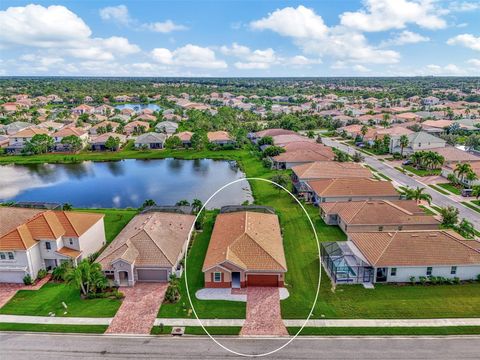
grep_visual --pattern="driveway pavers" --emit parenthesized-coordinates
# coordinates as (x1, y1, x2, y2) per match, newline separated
(106, 283, 167, 335)
(240, 287, 288, 336)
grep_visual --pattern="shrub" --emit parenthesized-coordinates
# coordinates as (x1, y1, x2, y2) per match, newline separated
(37, 269, 47, 280)
(409, 276, 416, 285)
(51, 261, 72, 281)
(392, 152, 403, 160)
(453, 277, 461, 285)
(23, 274, 33, 285)
(115, 291, 124, 299)
(477, 274, 480, 282)
(429, 276, 438, 285)
(262, 158, 273, 169)
(419, 276, 428, 285)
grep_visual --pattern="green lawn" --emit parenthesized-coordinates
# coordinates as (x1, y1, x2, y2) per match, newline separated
(419, 205, 436, 215)
(0, 323, 107, 334)
(436, 183, 462, 195)
(428, 184, 450, 195)
(403, 165, 441, 177)
(0, 283, 121, 317)
(473, 200, 480, 206)
(288, 326, 480, 336)
(185, 326, 242, 335)
(377, 173, 392, 181)
(462, 201, 480, 214)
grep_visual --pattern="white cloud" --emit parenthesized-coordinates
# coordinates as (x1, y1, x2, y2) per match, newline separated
(380, 30, 430, 46)
(449, 1, 480, 12)
(340, 0, 447, 32)
(151, 44, 227, 69)
(288, 55, 321, 66)
(221, 43, 277, 69)
(447, 34, 480, 51)
(425, 63, 466, 75)
(353, 64, 371, 73)
(99, 5, 132, 25)
(467, 58, 480, 67)
(220, 43, 251, 57)
(0, 4, 140, 61)
(144, 20, 188, 33)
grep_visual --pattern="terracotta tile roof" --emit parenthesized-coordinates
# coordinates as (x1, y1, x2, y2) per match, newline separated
(433, 147, 480, 163)
(56, 247, 82, 258)
(207, 131, 231, 142)
(320, 200, 439, 226)
(13, 128, 50, 138)
(176, 131, 193, 141)
(308, 178, 399, 198)
(96, 212, 195, 269)
(273, 143, 335, 163)
(349, 230, 480, 266)
(292, 161, 372, 180)
(54, 127, 87, 137)
(254, 129, 297, 138)
(0, 207, 104, 250)
(90, 132, 126, 144)
(202, 212, 287, 272)
(271, 134, 314, 146)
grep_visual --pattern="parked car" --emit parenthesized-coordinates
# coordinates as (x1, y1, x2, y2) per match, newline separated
(402, 160, 412, 165)
(461, 189, 473, 197)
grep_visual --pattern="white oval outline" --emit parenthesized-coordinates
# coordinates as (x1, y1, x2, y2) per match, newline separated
(184, 177, 321, 357)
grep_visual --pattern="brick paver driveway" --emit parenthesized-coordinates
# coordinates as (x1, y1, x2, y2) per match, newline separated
(106, 283, 168, 335)
(0, 275, 51, 308)
(240, 287, 288, 336)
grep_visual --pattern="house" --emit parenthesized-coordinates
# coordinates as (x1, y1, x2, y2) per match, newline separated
(320, 200, 440, 234)
(96, 212, 195, 286)
(89, 133, 126, 151)
(207, 131, 235, 146)
(271, 142, 335, 169)
(94, 104, 115, 115)
(124, 120, 149, 136)
(53, 127, 88, 151)
(89, 121, 120, 135)
(322, 230, 480, 285)
(71, 104, 94, 115)
(271, 134, 313, 147)
(433, 147, 480, 164)
(134, 132, 167, 149)
(292, 161, 372, 185)
(307, 178, 400, 204)
(36, 121, 65, 132)
(2, 121, 32, 135)
(175, 131, 193, 147)
(422, 96, 440, 106)
(442, 161, 480, 187)
(249, 128, 297, 142)
(7, 128, 50, 153)
(389, 131, 446, 155)
(202, 211, 287, 288)
(155, 121, 179, 136)
(0, 207, 105, 283)
(0, 135, 9, 148)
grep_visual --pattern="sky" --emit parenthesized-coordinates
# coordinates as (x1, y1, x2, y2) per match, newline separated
(0, 0, 479, 77)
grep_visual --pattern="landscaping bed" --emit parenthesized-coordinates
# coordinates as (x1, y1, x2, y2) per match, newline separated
(403, 165, 441, 177)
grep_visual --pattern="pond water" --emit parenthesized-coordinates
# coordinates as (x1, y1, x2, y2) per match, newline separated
(0, 159, 253, 209)
(115, 103, 161, 112)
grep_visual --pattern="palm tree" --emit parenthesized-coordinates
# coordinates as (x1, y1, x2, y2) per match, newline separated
(360, 125, 369, 140)
(404, 186, 432, 204)
(64, 260, 106, 296)
(399, 135, 409, 157)
(191, 199, 203, 214)
(472, 185, 480, 199)
(454, 163, 473, 183)
(410, 152, 423, 168)
(465, 170, 478, 185)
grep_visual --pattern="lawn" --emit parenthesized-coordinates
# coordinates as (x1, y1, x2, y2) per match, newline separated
(436, 183, 462, 195)
(419, 205, 436, 215)
(0, 283, 121, 317)
(403, 165, 441, 177)
(462, 201, 480, 214)
(288, 326, 480, 336)
(428, 184, 450, 195)
(0, 323, 107, 334)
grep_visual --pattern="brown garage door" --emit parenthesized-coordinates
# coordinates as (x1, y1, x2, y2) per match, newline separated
(247, 274, 278, 287)
(137, 269, 168, 282)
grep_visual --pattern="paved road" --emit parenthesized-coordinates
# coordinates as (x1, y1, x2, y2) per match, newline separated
(322, 138, 480, 230)
(1, 332, 479, 359)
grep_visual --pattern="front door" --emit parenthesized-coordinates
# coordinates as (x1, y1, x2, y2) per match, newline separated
(232, 272, 241, 288)
(375, 267, 388, 282)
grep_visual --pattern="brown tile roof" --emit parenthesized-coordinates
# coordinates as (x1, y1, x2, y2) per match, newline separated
(207, 131, 231, 142)
(176, 131, 193, 141)
(0, 207, 104, 250)
(349, 230, 480, 266)
(292, 161, 372, 180)
(254, 128, 297, 138)
(54, 127, 87, 137)
(56, 247, 82, 258)
(202, 211, 287, 272)
(320, 200, 439, 226)
(433, 147, 480, 163)
(90, 132, 126, 144)
(273, 143, 335, 163)
(271, 134, 314, 146)
(308, 178, 399, 198)
(13, 128, 50, 138)
(96, 212, 195, 269)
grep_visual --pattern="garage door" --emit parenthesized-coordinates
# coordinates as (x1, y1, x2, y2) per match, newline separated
(0, 271, 25, 283)
(137, 269, 168, 282)
(247, 274, 278, 287)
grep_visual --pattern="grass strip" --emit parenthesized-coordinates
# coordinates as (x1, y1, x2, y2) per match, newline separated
(0, 323, 107, 334)
(288, 326, 480, 336)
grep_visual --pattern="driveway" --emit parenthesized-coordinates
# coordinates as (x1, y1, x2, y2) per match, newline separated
(106, 283, 168, 335)
(240, 287, 288, 336)
(0, 275, 51, 308)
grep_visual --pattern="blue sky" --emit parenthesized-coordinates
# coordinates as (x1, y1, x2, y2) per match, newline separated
(0, 0, 479, 76)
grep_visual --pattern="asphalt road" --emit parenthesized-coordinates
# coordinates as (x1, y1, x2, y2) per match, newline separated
(322, 138, 480, 230)
(1, 332, 480, 359)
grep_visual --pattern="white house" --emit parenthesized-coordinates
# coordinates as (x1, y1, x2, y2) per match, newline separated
(155, 121, 178, 136)
(389, 131, 446, 155)
(0, 207, 106, 283)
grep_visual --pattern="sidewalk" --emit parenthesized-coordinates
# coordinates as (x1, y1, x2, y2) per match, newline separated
(3, 315, 479, 328)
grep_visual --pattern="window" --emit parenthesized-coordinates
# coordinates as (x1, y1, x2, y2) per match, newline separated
(0, 252, 14, 260)
(451, 266, 457, 275)
(0, 252, 5, 260)
(378, 226, 384, 231)
(426, 267, 432, 276)
(398, 226, 403, 231)
(45, 242, 51, 250)
(69, 239, 73, 245)
(391, 268, 397, 276)
(7, 252, 14, 260)
(213, 272, 222, 282)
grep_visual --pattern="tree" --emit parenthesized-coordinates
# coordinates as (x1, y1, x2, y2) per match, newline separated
(23, 134, 54, 154)
(263, 146, 285, 157)
(454, 163, 473, 183)
(258, 136, 273, 146)
(399, 134, 409, 157)
(190, 131, 208, 150)
(360, 125, 369, 140)
(270, 173, 290, 192)
(104, 136, 120, 151)
(404, 186, 432, 204)
(61, 135, 82, 152)
(191, 199, 203, 214)
(62, 203, 73, 211)
(306, 130, 315, 139)
(333, 148, 350, 162)
(164, 135, 182, 149)
(176, 199, 190, 206)
(352, 152, 364, 163)
(142, 199, 156, 208)
(64, 260, 107, 296)
(472, 185, 480, 199)
(439, 206, 459, 227)
(458, 219, 475, 239)
(465, 170, 478, 184)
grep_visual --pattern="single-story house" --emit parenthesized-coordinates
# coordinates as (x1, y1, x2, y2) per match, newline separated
(307, 178, 400, 204)
(96, 212, 195, 286)
(271, 142, 335, 169)
(71, 104, 94, 115)
(320, 200, 440, 233)
(155, 121, 179, 136)
(249, 128, 297, 142)
(271, 134, 314, 147)
(175, 131, 193, 147)
(0, 207, 105, 283)
(432, 147, 480, 164)
(389, 131, 446, 155)
(89, 132, 126, 151)
(322, 230, 480, 285)
(202, 211, 287, 288)
(89, 121, 121, 135)
(124, 120, 149, 136)
(207, 131, 235, 146)
(134, 132, 167, 149)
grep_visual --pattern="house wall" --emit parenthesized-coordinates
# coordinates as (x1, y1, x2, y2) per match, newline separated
(26, 243, 44, 279)
(39, 237, 63, 260)
(381, 265, 480, 283)
(112, 260, 135, 286)
(204, 266, 232, 288)
(77, 218, 106, 258)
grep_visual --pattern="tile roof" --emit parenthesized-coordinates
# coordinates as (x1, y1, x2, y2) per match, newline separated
(175, 131, 193, 141)
(96, 212, 195, 269)
(271, 134, 314, 146)
(349, 230, 480, 267)
(308, 178, 399, 197)
(54, 127, 87, 138)
(292, 161, 372, 180)
(203, 211, 287, 272)
(13, 128, 50, 138)
(433, 147, 480, 163)
(0, 207, 104, 250)
(320, 200, 439, 226)
(207, 131, 231, 141)
(273, 142, 335, 163)
(254, 128, 297, 138)
(56, 247, 82, 258)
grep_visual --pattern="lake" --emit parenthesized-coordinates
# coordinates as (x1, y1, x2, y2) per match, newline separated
(0, 159, 253, 209)
(115, 103, 161, 112)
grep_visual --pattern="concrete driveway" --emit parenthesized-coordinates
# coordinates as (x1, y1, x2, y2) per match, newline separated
(240, 287, 288, 336)
(106, 283, 168, 335)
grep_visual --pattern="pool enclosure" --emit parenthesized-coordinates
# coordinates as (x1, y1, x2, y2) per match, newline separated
(321, 242, 374, 284)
